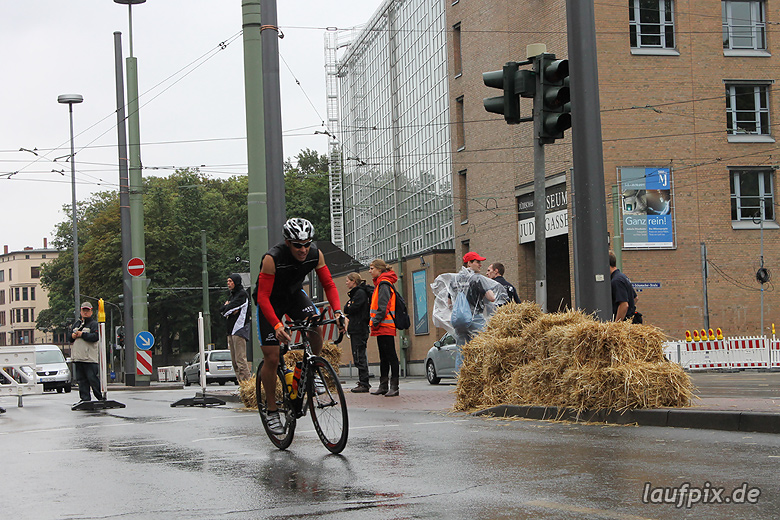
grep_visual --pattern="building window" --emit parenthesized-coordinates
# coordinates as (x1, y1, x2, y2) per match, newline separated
(726, 83, 770, 136)
(14, 288, 20, 301)
(31, 266, 40, 278)
(22, 309, 29, 323)
(461, 240, 470, 259)
(453, 23, 462, 77)
(30, 287, 35, 301)
(455, 96, 465, 150)
(22, 287, 28, 301)
(722, 0, 766, 51)
(629, 0, 675, 49)
(0, 290, 4, 305)
(0, 311, 4, 326)
(7, 269, 10, 281)
(0, 332, 5, 346)
(730, 169, 774, 222)
(15, 309, 21, 323)
(0, 270, 4, 282)
(459, 169, 468, 224)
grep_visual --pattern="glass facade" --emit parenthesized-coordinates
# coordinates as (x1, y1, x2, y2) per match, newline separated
(327, 0, 453, 265)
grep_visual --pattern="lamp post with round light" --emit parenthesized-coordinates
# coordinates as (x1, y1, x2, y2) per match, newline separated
(58, 93, 83, 318)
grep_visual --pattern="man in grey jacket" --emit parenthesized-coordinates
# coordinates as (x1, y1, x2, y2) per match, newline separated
(70, 301, 103, 409)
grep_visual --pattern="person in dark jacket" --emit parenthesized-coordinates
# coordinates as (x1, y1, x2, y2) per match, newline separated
(368, 258, 400, 397)
(344, 272, 371, 393)
(69, 301, 102, 408)
(220, 273, 251, 382)
(486, 262, 521, 304)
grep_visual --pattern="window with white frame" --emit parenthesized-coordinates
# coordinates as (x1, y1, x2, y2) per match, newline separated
(726, 83, 770, 135)
(722, 0, 766, 51)
(629, 0, 675, 49)
(730, 169, 775, 222)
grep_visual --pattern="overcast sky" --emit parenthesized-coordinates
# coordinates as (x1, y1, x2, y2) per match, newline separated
(0, 0, 384, 253)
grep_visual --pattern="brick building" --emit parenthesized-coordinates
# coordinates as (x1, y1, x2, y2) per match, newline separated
(447, 0, 778, 338)
(0, 243, 60, 345)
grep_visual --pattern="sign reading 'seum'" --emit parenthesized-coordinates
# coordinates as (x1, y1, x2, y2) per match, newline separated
(517, 182, 568, 244)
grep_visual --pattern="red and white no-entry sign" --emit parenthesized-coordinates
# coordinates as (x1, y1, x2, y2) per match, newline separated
(127, 257, 145, 277)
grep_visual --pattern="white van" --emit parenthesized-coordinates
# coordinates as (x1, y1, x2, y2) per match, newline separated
(34, 344, 72, 393)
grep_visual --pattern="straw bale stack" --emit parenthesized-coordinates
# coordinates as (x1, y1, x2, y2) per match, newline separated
(454, 306, 692, 413)
(239, 342, 342, 409)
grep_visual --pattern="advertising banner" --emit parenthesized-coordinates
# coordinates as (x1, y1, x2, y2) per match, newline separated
(412, 269, 429, 335)
(620, 167, 675, 249)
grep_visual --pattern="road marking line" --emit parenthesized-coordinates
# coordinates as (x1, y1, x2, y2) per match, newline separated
(524, 500, 655, 520)
(192, 435, 247, 443)
(110, 443, 169, 449)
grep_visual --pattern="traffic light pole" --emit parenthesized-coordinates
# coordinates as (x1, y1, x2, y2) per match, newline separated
(532, 57, 547, 312)
(566, 0, 613, 320)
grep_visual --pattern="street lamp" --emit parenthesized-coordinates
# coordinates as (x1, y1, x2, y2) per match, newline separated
(57, 93, 83, 318)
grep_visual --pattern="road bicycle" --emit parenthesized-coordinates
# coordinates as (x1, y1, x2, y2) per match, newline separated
(256, 314, 349, 454)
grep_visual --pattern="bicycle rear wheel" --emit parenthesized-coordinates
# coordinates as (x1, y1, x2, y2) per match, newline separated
(307, 357, 348, 454)
(256, 361, 296, 450)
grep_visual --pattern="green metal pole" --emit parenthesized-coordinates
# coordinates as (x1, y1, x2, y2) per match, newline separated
(611, 185, 622, 270)
(242, 0, 268, 370)
(127, 54, 149, 385)
(201, 230, 212, 348)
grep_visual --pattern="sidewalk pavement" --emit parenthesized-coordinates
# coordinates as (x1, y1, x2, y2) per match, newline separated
(107, 372, 780, 433)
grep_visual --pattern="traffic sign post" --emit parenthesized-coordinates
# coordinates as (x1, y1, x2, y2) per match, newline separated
(127, 257, 145, 277)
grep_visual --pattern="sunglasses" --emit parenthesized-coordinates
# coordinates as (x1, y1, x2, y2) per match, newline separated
(290, 241, 312, 249)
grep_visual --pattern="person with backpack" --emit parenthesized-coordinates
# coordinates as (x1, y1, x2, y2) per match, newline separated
(344, 272, 372, 393)
(430, 252, 508, 372)
(367, 258, 401, 397)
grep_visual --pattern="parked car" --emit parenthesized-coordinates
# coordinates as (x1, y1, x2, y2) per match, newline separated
(183, 350, 237, 386)
(34, 344, 72, 393)
(425, 332, 457, 384)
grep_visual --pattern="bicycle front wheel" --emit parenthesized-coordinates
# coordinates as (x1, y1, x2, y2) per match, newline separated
(307, 357, 348, 454)
(256, 361, 296, 450)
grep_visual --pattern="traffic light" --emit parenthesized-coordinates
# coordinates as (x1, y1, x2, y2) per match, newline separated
(116, 326, 125, 348)
(538, 53, 571, 144)
(483, 62, 535, 125)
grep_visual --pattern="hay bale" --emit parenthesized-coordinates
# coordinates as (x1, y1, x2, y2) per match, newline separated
(485, 301, 544, 338)
(454, 304, 693, 414)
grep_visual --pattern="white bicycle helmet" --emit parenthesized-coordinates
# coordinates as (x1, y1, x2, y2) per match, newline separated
(283, 218, 315, 241)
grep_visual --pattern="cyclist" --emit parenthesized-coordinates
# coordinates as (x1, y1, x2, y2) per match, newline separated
(255, 217, 345, 434)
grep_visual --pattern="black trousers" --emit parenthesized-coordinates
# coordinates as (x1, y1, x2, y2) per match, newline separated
(350, 331, 370, 386)
(376, 335, 399, 380)
(74, 361, 102, 401)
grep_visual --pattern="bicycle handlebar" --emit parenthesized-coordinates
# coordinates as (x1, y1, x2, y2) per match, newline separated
(284, 313, 345, 346)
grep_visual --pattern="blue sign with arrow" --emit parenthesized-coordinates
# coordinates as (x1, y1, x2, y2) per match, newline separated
(135, 331, 155, 351)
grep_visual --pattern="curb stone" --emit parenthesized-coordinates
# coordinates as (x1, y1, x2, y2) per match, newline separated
(475, 405, 780, 434)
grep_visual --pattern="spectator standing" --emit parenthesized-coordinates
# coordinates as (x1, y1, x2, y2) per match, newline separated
(430, 252, 507, 372)
(368, 259, 400, 397)
(220, 273, 252, 382)
(344, 272, 372, 393)
(70, 301, 103, 409)
(609, 251, 639, 322)
(486, 262, 521, 304)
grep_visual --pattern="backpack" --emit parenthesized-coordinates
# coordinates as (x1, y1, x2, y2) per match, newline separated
(380, 281, 411, 330)
(450, 291, 473, 330)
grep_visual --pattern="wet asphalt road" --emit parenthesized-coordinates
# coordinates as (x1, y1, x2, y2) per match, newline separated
(2, 384, 779, 520)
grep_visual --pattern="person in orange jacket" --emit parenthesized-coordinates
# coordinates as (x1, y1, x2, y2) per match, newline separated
(368, 258, 400, 397)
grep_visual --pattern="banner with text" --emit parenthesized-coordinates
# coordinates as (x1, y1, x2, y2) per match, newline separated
(619, 167, 675, 249)
(517, 182, 568, 244)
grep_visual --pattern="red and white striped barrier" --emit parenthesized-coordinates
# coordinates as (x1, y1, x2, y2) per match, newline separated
(685, 340, 731, 370)
(136, 350, 153, 376)
(771, 339, 780, 369)
(729, 337, 770, 368)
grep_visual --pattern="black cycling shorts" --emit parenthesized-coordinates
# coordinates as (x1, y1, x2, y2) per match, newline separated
(256, 290, 319, 346)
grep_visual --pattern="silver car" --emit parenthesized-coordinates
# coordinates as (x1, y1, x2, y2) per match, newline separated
(183, 350, 237, 386)
(425, 332, 457, 384)
(35, 344, 72, 393)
